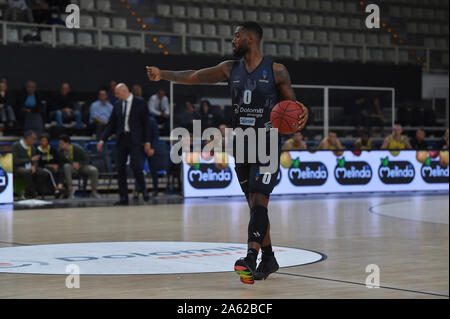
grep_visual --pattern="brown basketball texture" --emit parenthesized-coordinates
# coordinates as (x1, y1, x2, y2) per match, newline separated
(270, 100, 306, 134)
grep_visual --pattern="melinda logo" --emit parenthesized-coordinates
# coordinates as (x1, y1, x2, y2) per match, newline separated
(421, 162, 449, 184)
(0, 242, 325, 275)
(288, 162, 328, 186)
(188, 164, 232, 189)
(334, 158, 372, 185)
(378, 157, 415, 184)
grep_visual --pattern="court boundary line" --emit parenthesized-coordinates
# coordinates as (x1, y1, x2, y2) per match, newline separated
(276, 272, 449, 298)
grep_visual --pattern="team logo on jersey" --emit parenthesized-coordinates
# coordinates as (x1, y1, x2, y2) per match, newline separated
(378, 157, 415, 184)
(262, 70, 268, 80)
(334, 157, 372, 185)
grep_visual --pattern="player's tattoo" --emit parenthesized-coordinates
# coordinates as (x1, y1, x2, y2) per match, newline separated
(160, 70, 196, 82)
(273, 63, 296, 101)
(161, 61, 234, 84)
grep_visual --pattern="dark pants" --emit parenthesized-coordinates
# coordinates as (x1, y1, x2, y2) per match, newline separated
(15, 166, 48, 197)
(91, 122, 107, 139)
(116, 133, 146, 200)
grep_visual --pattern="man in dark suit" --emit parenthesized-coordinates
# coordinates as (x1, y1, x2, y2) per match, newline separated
(97, 83, 155, 205)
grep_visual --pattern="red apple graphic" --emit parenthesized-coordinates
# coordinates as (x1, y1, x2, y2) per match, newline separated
(439, 151, 449, 168)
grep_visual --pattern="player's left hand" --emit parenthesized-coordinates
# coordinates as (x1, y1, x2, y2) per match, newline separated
(296, 101, 309, 131)
(144, 143, 154, 157)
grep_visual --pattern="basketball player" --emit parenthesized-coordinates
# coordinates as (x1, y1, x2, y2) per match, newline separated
(147, 22, 308, 284)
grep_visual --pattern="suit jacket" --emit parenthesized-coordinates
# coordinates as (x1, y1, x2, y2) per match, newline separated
(100, 95, 152, 146)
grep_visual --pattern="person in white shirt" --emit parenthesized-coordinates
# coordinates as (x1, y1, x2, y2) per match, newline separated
(5, 0, 34, 22)
(148, 88, 170, 135)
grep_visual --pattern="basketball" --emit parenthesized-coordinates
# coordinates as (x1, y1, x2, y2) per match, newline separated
(270, 100, 307, 134)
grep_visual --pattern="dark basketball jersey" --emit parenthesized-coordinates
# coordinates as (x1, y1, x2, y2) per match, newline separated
(229, 57, 279, 130)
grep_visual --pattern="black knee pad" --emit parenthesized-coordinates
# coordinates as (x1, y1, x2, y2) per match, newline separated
(248, 205, 269, 244)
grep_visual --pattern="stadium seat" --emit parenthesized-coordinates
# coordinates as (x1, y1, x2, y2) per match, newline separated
(390, 6, 400, 17)
(173, 22, 187, 34)
(224, 41, 233, 55)
(269, 0, 281, 7)
(188, 23, 202, 35)
(286, 13, 298, 25)
(245, 10, 257, 21)
(218, 25, 231, 37)
(298, 45, 306, 58)
(256, 0, 269, 6)
(302, 30, 315, 42)
(399, 50, 410, 63)
(346, 47, 360, 60)
(259, 11, 271, 23)
(275, 28, 288, 40)
(288, 29, 301, 41)
(384, 49, 396, 63)
(20, 28, 34, 39)
(203, 24, 217, 36)
(311, 15, 324, 26)
(282, 0, 294, 8)
(263, 43, 277, 56)
(342, 33, 354, 44)
(80, 0, 95, 11)
(263, 27, 274, 39)
(129, 36, 141, 50)
(436, 38, 448, 49)
(187, 7, 200, 19)
(97, 0, 112, 12)
(278, 44, 291, 57)
(40, 30, 53, 45)
(319, 46, 329, 59)
(380, 34, 391, 46)
(216, 8, 230, 20)
(78, 32, 94, 46)
(350, 18, 361, 30)
(329, 32, 340, 43)
(112, 34, 127, 48)
(308, 0, 320, 11)
(407, 23, 418, 33)
(205, 40, 220, 54)
(59, 30, 75, 45)
(7, 29, 19, 42)
(424, 38, 436, 48)
(354, 33, 365, 44)
(156, 4, 170, 17)
(369, 49, 383, 61)
(272, 12, 284, 24)
(316, 31, 327, 43)
(321, 1, 332, 11)
(345, 2, 357, 13)
(202, 7, 215, 19)
(333, 47, 345, 60)
(189, 39, 204, 53)
(112, 18, 127, 30)
(172, 6, 186, 18)
(295, 0, 307, 10)
(80, 15, 94, 28)
(337, 17, 349, 28)
(442, 52, 449, 66)
(231, 9, 244, 21)
(101, 34, 110, 47)
(96, 16, 111, 29)
(306, 46, 319, 58)
(243, 0, 256, 5)
(299, 14, 311, 26)
(333, 1, 345, 12)
(366, 34, 379, 45)
(325, 17, 337, 28)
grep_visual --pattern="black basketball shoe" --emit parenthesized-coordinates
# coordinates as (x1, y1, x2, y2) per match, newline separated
(234, 256, 257, 285)
(254, 255, 279, 280)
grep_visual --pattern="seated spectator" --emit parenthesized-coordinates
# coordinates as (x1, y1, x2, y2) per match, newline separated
(31, 0, 51, 24)
(0, 79, 16, 132)
(58, 135, 101, 199)
(282, 131, 307, 150)
(107, 80, 119, 105)
(410, 128, 430, 150)
(50, 82, 83, 129)
(317, 131, 344, 150)
(4, 0, 34, 22)
(381, 124, 412, 150)
(354, 130, 374, 150)
(175, 100, 199, 133)
(37, 133, 64, 198)
(342, 96, 367, 127)
(89, 89, 113, 139)
(11, 130, 47, 199)
(367, 97, 385, 128)
(132, 84, 143, 98)
(438, 129, 449, 150)
(199, 100, 220, 129)
(15, 81, 44, 135)
(148, 88, 170, 134)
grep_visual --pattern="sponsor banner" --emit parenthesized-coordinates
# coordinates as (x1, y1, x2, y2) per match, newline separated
(0, 242, 324, 274)
(0, 153, 13, 204)
(182, 150, 449, 198)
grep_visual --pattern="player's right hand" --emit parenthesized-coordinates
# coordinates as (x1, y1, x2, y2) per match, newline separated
(296, 101, 309, 131)
(146, 66, 161, 81)
(97, 141, 103, 153)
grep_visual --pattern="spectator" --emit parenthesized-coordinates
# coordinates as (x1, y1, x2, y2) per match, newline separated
(367, 97, 384, 128)
(0, 80, 16, 132)
(11, 130, 47, 199)
(58, 135, 101, 199)
(148, 88, 170, 134)
(199, 100, 220, 129)
(31, 0, 51, 24)
(89, 89, 113, 139)
(317, 131, 344, 150)
(282, 131, 307, 150)
(37, 133, 64, 198)
(381, 124, 412, 150)
(410, 128, 429, 150)
(354, 130, 374, 150)
(132, 84, 143, 98)
(4, 0, 34, 22)
(342, 96, 367, 127)
(107, 80, 119, 105)
(50, 82, 83, 129)
(175, 100, 199, 133)
(438, 129, 449, 150)
(15, 81, 44, 135)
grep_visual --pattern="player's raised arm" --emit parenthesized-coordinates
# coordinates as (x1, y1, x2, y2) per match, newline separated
(146, 61, 234, 85)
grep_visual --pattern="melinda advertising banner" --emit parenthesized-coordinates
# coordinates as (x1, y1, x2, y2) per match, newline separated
(182, 150, 449, 198)
(0, 153, 13, 204)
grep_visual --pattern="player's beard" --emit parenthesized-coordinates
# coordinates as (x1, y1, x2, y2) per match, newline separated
(233, 44, 248, 58)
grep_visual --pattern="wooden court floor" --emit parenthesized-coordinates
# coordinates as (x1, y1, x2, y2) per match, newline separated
(0, 192, 448, 299)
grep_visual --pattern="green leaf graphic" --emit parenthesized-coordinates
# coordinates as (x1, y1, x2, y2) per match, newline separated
(425, 157, 431, 167)
(381, 157, 389, 167)
(194, 163, 200, 170)
(292, 158, 300, 168)
(337, 157, 346, 167)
